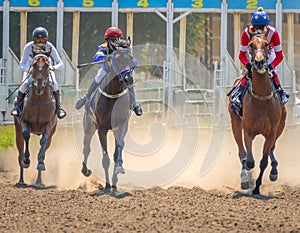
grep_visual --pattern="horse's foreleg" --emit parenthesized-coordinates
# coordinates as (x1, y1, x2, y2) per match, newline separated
(113, 126, 126, 174)
(243, 132, 255, 170)
(112, 163, 118, 191)
(98, 128, 111, 191)
(34, 171, 45, 189)
(37, 131, 49, 171)
(269, 149, 278, 181)
(229, 111, 247, 160)
(81, 115, 96, 177)
(21, 125, 31, 169)
(15, 121, 26, 186)
(253, 155, 268, 195)
(102, 151, 111, 192)
(81, 133, 93, 177)
(114, 142, 125, 174)
(230, 111, 251, 189)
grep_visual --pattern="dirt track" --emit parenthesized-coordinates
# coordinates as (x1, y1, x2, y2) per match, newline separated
(1, 120, 300, 232)
(1, 173, 300, 232)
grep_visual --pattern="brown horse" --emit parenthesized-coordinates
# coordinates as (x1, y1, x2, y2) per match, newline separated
(14, 53, 57, 188)
(228, 34, 287, 195)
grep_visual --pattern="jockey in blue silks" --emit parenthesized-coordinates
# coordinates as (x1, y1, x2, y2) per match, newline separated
(75, 27, 142, 116)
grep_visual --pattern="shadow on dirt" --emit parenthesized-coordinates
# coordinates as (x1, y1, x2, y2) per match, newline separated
(232, 190, 283, 200)
(90, 189, 132, 199)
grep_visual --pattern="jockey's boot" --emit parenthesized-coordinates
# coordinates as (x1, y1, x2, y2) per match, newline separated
(53, 90, 66, 119)
(11, 91, 26, 117)
(75, 81, 98, 110)
(277, 86, 289, 105)
(231, 85, 243, 110)
(129, 87, 142, 116)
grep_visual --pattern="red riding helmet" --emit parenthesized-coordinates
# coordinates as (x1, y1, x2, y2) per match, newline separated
(104, 27, 123, 40)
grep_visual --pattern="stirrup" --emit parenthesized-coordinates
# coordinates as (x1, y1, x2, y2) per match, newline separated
(57, 108, 66, 119)
(11, 108, 21, 117)
(132, 102, 142, 116)
(75, 97, 87, 110)
(230, 101, 242, 116)
(231, 91, 241, 102)
(278, 90, 289, 105)
(281, 95, 289, 105)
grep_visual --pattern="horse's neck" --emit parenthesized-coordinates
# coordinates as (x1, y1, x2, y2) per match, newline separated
(251, 71, 273, 96)
(28, 85, 53, 100)
(101, 75, 124, 95)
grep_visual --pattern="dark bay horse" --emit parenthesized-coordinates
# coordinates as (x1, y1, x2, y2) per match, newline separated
(81, 48, 135, 192)
(228, 34, 287, 195)
(14, 53, 57, 188)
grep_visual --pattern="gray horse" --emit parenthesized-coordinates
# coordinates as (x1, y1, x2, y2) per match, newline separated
(81, 48, 135, 193)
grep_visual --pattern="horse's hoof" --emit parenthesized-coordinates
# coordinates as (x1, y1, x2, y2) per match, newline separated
(37, 163, 46, 171)
(241, 182, 249, 190)
(252, 187, 260, 195)
(81, 168, 92, 177)
(112, 185, 117, 192)
(269, 174, 278, 182)
(33, 183, 46, 189)
(246, 161, 255, 170)
(21, 160, 30, 169)
(115, 166, 125, 174)
(105, 183, 111, 193)
(15, 182, 28, 188)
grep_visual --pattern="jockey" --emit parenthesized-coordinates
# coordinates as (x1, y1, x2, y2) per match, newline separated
(11, 27, 66, 119)
(75, 26, 143, 116)
(231, 7, 289, 111)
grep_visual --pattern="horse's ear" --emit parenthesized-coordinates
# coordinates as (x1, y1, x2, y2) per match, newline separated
(32, 46, 39, 57)
(116, 38, 131, 48)
(33, 55, 39, 64)
(43, 56, 49, 65)
(127, 37, 131, 47)
(263, 27, 268, 36)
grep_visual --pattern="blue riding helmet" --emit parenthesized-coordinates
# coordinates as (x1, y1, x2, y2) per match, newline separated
(251, 7, 269, 26)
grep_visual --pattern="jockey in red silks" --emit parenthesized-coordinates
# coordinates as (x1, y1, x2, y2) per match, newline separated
(75, 27, 142, 116)
(231, 7, 289, 112)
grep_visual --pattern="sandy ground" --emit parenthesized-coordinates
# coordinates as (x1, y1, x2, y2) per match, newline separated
(1, 111, 300, 232)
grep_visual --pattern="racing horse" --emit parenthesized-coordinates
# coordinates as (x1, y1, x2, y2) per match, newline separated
(14, 52, 57, 188)
(228, 34, 287, 195)
(81, 46, 135, 193)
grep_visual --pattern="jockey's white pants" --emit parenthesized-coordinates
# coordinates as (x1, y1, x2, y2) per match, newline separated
(18, 71, 59, 93)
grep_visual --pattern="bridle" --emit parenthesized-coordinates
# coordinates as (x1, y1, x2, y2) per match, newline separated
(248, 34, 269, 74)
(99, 49, 135, 99)
(248, 34, 275, 100)
(31, 54, 50, 95)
